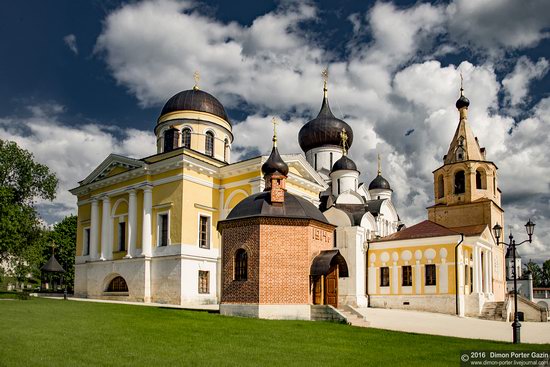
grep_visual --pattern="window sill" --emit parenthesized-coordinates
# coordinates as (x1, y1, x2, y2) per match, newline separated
(103, 292, 129, 296)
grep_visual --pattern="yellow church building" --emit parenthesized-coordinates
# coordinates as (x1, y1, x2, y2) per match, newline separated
(70, 84, 327, 305)
(367, 87, 506, 317)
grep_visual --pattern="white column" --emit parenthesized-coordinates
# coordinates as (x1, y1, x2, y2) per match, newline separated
(415, 261, 422, 294)
(141, 185, 153, 257)
(100, 197, 111, 261)
(488, 250, 493, 294)
(125, 189, 137, 258)
(483, 251, 491, 294)
(472, 247, 479, 293)
(391, 263, 398, 294)
(90, 199, 99, 260)
(439, 260, 448, 293)
(219, 187, 225, 220)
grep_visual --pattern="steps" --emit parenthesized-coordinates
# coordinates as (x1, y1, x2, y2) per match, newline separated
(479, 301, 506, 321)
(310, 305, 345, 322)
(336, 305, 371, 327)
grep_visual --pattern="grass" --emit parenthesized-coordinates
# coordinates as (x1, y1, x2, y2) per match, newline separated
(0, 298, 547, 367)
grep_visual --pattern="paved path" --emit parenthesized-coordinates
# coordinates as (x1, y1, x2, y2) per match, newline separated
(355, 307, 550, 344)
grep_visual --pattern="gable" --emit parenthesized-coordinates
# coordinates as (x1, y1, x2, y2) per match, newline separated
(79, 154, 144, 186)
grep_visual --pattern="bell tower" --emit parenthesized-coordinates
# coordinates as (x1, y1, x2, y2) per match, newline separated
(427, 83, 504, 230)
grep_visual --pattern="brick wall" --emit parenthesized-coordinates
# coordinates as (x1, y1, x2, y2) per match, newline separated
(220, 217, 334, 305)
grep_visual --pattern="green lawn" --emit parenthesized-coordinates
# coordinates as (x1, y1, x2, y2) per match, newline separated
(0, 298, 547, 366)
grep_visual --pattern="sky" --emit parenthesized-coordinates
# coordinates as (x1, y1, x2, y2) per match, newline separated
(0, 0, 549, 262)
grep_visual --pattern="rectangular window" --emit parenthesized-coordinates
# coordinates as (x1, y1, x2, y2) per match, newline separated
(199, 216, 210, 249)
(314, 153, 318, 170)
(118, 222, 126, 251)
(83, 228, 90, 256)
(198, 271, 209, 294)
(159, 214, 168, 247)
(380, 267, 389, 287)
(425, 264, 436, 286)
(402, 265, 412, 286)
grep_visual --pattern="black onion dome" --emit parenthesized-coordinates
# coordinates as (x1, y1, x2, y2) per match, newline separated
(455, 93, 470, 109)
(224, 191, 330, 224)
(368, 174, 392, 191)
(261, 146, 289, 176)
(505, 246, 521, 259)
(298, 95, 353, 152)
(160, 89, 229, 122)
(331, 155, 358, 172)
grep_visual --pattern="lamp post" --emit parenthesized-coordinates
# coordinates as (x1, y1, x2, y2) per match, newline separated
(492, 219, 535, 344)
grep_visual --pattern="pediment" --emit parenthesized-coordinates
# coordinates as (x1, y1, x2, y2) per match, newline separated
(79, 154, 144, 185)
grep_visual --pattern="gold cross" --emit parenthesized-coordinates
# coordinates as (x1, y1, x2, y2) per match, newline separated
(50, 241, 57, 255)
(271, 117, 279, 146)
(193, 71, 200, 90)
(460, 71, 464, 95)
(340, 128, 348, 155)
(377, 154, 382, 175)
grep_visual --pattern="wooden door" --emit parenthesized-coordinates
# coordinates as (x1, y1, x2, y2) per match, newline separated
(325, 265, 338, 307)
(313, 276, 323, 305)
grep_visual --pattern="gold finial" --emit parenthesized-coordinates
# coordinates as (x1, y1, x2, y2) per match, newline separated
(377, 153, 382, 176)
(459, 72, 464, 96)
(322, 67, 329, 98)
(340, 128, 348, 155)
(50, 241, 57, 255)
(193, 70, 200, 90)
(271, 117, 279, 147)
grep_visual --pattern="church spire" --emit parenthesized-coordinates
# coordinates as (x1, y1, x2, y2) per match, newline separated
(444, 76, 482, 164)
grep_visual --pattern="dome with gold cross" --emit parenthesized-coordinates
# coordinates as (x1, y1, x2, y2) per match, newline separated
(298, 69, 353, 153)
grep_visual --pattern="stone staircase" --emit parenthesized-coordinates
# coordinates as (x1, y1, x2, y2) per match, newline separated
(336, 305, 371, 328)
(479, 301, 506, 321)
(310, 305, 346, 322)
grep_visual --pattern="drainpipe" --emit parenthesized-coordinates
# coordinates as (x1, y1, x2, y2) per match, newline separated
(365, 241, 370, 308)
(455, 234, 464, 316)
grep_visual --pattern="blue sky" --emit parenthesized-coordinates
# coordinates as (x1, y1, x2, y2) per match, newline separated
(1, 0, 549, 261)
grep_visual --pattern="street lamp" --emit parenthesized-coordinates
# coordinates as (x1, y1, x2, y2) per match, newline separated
(492, 219, 535, 344)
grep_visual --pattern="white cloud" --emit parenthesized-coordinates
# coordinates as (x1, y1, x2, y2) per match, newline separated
(502, 57, 549, 108)
(447, 0, 550, 55)
(63, 34, 78, 55)
(0, 105, 156, 221)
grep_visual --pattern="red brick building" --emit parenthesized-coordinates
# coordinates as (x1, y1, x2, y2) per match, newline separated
(218, 134, 348, 320)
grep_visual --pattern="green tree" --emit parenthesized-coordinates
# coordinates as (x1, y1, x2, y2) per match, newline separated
(42, 215, 77, 291)
(0, 140, 58, 263)
(523, 260, 543, 287)
(542, 260, 550, 287)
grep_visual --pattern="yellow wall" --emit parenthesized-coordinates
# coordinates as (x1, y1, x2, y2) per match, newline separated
(369, 242, 457, 295)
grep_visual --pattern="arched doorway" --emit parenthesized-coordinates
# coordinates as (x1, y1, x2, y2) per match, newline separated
(311, 250, 349, 307)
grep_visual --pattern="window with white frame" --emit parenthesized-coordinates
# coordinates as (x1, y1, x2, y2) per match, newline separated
(83, 228, 90, 256)
(199, 215, 210, 249)
(198, 271, 209, 294)
(205, 131, 214, 157)
(158, 213, 169, 247)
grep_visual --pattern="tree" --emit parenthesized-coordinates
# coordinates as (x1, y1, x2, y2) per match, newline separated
(42, 215, 77, 291)
(0, 140, 58, 263)
(524, 260, 543, 287)
(542, 260, 550, 287)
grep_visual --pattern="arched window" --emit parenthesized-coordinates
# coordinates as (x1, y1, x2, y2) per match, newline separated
(163, 128, 180, 153)
(234, 249, 247, 281)
(205, 131, 214, 157)
(107, 276, 128, 292)
(454, 170, 465, 194)
(475, 169, 486, 190)
(182, 128, 191, 148)
(437, 175, 444, 199)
